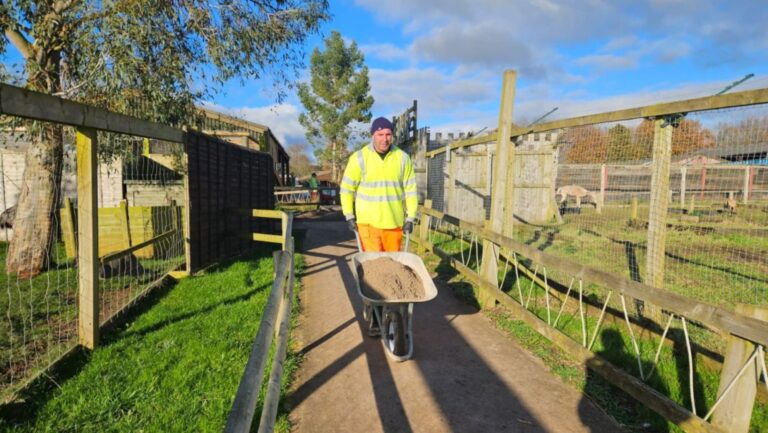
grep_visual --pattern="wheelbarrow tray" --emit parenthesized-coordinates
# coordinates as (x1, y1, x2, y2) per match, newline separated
(350, 251, 438, 305)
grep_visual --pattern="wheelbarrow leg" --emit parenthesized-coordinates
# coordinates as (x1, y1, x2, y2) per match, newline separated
(364, 303, 381, 337)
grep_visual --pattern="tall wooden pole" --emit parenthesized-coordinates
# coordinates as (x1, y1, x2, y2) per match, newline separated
(644, 117, 673, 321)
(77, 127, 99, 348)
(479, 70, 517, 309)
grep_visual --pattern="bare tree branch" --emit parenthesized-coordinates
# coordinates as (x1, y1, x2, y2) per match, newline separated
(5, 28, 33, 60)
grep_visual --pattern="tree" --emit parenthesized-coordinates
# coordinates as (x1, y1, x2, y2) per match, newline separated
(671, 119, 715, 156)
(606, 124, 632, 162)
(561, 126, 607, 163)
(0, 1, 329, 278)
(286, 143, 313, 178)
(297, 31, 374, 182)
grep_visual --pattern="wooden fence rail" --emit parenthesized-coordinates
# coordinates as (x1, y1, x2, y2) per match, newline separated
(225, 210, 294, 433)
(416, 204, 768, 432)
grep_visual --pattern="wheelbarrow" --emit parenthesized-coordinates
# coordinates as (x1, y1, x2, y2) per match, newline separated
(349, 233, 438, 362)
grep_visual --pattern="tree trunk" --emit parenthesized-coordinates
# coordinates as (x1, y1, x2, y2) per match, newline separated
(6, 124, 64, 279)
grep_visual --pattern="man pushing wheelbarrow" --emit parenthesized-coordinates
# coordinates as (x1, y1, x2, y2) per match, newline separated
(341, 117, 437, 361)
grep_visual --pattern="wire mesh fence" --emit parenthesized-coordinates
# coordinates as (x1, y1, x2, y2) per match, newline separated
(0, 125, 186, 400)
(425, 104, 768, 311)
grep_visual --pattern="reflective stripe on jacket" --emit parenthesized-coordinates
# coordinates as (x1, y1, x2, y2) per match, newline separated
(340, 143, 418, 229)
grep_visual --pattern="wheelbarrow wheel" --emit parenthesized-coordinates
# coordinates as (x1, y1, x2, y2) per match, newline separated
(383, 310, 407, 356)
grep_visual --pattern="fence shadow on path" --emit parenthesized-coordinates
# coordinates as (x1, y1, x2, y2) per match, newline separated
(290, 220, 621, 433)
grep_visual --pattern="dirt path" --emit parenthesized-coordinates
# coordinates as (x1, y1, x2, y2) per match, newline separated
(289, 220, 624, 433)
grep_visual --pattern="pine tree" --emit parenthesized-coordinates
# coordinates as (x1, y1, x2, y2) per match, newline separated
(297, 31, 374, 181)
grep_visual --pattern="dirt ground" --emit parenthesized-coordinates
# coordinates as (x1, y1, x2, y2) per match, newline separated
(288, 219, 624, 433)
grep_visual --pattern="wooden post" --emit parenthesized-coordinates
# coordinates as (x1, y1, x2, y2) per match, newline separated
(600, 164, 607, 208)
(62, 197, 78, 258)
(688, 195, 696, 215)
(630, 197, 638, 221)
(182, 149, 193, 275)
(418, 200, 432, 254)
(479, 70, 517, 310)
(644, 118, 673, 320)
(77, 127, 99, 349)
(119, 199, 132, 249)
(679, 167, 687, 206)
(712, 304, 768, 433)
(743, 166, 750, 204)
(699, 167, 707, 200)
(447, 148, 456, 216)
(280, 212, 289, 251)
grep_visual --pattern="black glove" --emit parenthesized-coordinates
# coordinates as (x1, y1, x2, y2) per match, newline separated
(347, 218, 358, 232)
(403, 220, 413, 234)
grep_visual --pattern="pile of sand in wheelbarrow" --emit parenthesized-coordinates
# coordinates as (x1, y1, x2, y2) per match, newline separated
(358, 257, 426, 301)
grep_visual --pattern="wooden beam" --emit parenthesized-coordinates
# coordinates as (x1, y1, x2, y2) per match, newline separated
(77, 127, 99, 349)
(424, 132, 499, 157)
(508, 87, 768, 137)
(225, 251, 291, 433)
(99, 229, 177, 264)
(419, 206, 768, 347)
(0, 84, 185, 142)
(253, 233, 284, 244)
(252, 209, 285, 219)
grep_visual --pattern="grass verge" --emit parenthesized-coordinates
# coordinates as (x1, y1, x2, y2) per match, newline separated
(0, 246, 303, 433)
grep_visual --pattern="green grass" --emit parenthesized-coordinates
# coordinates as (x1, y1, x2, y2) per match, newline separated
(0, 238, 184, 400)
(0, 247, 302, 433)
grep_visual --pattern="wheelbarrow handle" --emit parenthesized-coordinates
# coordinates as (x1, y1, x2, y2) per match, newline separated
(354, 230, 363, 253)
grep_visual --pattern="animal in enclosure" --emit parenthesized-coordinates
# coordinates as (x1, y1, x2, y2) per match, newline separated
(0, 205, 17, 228)
(725, 196, 737, 214)
(99, 254, 145, 279)
(556, 185, 599, 209)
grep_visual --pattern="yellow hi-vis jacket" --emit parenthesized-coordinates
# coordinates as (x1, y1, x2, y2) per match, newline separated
(340, 143, 418, 229)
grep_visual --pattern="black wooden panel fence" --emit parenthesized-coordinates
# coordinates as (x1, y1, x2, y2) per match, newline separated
(186, 130, 275, 272)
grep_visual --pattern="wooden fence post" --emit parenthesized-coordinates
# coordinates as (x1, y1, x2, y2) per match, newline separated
(644, 117, 673, 321)
(600, 164, 607, 207)
(743, 166, 750, 204)
(77, 127, 99, 349)
(479, 70, 517, 309)
(679, 167, 687, 206)
(447, 148, 456, 216)
(62, 197, 78, 258)
(418, 200, 432, 254)
(119, 199, 132, 249)
(712, 304, 768, 433)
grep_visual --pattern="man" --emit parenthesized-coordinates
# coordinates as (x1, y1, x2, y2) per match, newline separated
(308, 172, 319, 201)
(340, 117, 418, 251)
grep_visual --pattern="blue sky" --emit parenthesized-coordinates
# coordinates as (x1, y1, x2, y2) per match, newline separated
(3, 1, 767, 149)
(208, 0, 768, 148)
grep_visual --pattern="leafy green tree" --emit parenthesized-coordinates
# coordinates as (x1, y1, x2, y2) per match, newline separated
(0, 1, 328, 278)
(297, 31, 374, 182)
(606, 124, 632, 162)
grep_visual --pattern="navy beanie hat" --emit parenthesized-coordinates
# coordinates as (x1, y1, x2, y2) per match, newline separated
(370, 117, 393, 134)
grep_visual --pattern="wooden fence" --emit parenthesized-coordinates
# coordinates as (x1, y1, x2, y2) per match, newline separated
(226, 209, 294, 433)
(414, 70, 768, 433)
(0, 83, 278, 401)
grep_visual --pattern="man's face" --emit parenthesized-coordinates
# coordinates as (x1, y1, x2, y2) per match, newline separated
(372, 128, 393, 153)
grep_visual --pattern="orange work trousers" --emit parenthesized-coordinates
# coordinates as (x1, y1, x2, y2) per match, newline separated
(357, 223, 402, 252)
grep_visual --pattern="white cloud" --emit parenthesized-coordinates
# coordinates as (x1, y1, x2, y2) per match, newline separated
(576, 54, 638, 71)
(360, 43, 411, 62)
(369, 68, 496, 114)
